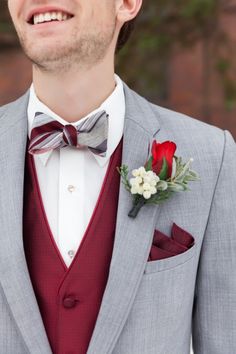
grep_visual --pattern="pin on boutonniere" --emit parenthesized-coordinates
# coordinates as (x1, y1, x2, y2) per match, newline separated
(117, 140, 200, 218)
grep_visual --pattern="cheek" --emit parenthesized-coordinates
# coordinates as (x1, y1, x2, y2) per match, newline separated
(86, 1, 114, 23)
(8, 4, 17, 27)
(8, 0, 15, 19)
(8, 0, 25, 22)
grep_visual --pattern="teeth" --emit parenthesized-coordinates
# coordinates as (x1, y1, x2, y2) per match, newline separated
(44, 12, 51, 22)
(57, 12, 63, 21)
(33, 15, 39, 25)
(51, 12, 57, 20)
(33, 11, 71, 25)
(39, 14, 44, 23)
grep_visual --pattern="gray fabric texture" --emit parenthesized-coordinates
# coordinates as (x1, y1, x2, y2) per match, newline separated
(0, 80, 235, 354)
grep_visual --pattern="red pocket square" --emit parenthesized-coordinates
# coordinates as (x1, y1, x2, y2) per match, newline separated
(148, 223, 195, 261)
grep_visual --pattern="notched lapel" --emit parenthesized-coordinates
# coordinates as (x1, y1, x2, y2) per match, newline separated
(0, 82, 163, 354)
(0, 92, 52, 354)
(87, 82, 162, 354)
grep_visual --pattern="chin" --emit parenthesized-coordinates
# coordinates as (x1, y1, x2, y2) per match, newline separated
(24, 43, 63, 64)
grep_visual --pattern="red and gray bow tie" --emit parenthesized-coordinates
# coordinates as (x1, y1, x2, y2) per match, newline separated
(28, 110, 109, 157)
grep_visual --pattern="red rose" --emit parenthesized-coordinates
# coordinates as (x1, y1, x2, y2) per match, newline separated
(151, 140, 177, 179)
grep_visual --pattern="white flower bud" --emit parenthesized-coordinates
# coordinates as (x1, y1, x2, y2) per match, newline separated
(146, 170, 154, 177)
(131, 186, 139, 194)
(143, 191, 152, 199)
(150, 179, 157, 187)
(132, 169, 139, 177)
(137, 185, 144, 195)
(130, 166, 162, 198)
(143, 183, 151, 191)
(143, 176, 151, 184)
(136, 176, 143, 184)
(138, 167, 146, 177)
(150, 186, 157, 194)
(130, 178, 137, 186)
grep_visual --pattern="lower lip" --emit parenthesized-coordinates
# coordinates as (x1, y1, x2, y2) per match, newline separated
(29, 18, 73, 31)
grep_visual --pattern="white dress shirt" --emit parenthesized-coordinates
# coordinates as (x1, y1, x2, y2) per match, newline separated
(27, 73, 125, 268)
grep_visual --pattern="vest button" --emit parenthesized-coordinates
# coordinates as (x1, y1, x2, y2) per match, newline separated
(63, 296, 78, 308)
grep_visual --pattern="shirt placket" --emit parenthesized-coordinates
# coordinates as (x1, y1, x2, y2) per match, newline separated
(58, 147, 85, 267)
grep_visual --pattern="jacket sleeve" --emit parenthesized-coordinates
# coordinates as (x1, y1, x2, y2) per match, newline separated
(191, 130, 236, 353)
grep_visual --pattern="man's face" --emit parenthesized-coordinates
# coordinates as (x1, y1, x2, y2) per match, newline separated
(8, 0, 118, 72)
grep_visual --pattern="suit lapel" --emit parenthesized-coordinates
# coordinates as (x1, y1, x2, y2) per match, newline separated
(87, 82, 162, 354)
(0, 92, 52, 354)
(0, 82, 162, 354)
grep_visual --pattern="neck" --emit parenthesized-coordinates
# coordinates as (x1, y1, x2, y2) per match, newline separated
(32, 58, 116, 123)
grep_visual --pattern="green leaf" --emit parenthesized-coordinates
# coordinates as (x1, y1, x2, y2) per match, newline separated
(174, 159, 191, 182)
(117, 165, 131, 191)
(156, 180, 168, 191)
(146, 189, 174, 204)
(158, 157, 168, 180)
(167, 182, 186, 192)
(145, 156, 153, 171)
(188, 169, 200, 179)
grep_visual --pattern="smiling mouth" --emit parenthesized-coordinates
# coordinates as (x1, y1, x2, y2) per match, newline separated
(28, 11, 74, 25)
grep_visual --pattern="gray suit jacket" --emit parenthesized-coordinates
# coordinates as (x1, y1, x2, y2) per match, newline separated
(0, 81, 236, 354)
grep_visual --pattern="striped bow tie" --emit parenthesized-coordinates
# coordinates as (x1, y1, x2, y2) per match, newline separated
(28, 110, 109, 157)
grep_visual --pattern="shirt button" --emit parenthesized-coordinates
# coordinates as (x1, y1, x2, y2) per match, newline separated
(63, 296, 78, 309)
(68, 250, 75, 258)
(67, 185, 76, 193)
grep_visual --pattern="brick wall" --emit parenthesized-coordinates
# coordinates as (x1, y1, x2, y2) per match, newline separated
(0, 12, 235, 138)
(168, 4, 236, 138)
(0, 47, 31, 104)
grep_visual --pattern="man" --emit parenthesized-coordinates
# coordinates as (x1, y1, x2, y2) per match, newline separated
(0, 0, 235, 353)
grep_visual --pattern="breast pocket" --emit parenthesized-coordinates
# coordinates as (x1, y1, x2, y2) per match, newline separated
(144, 242, 198, 274)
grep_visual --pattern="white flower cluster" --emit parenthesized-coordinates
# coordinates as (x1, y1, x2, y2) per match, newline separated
(130, 167, 160, 199)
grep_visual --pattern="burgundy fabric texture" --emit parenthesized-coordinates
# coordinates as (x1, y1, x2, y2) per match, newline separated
(148, 223, 195, 261)
(22, 137, 123, 354)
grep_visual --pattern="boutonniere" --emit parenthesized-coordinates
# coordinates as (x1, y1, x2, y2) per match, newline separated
(117, 140, 200, 218)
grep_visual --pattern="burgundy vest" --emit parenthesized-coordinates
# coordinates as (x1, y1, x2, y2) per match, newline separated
(23, 137, 123, 354)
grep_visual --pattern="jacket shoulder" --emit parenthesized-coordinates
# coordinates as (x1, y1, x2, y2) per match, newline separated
(0, 92, 30, 121)
(125, 83, 228, 147)
(0, 101, 11, 118)
(149, 101, 224, 137)
(147, 100, 235, 150)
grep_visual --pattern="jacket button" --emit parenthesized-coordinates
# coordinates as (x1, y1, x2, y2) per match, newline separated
(63, 296, 78, 308)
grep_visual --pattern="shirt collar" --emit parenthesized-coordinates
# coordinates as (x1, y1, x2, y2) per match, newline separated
(27, 73, 125, 167)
